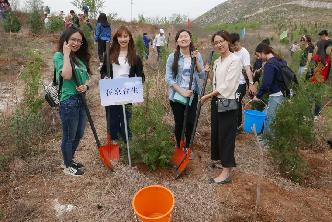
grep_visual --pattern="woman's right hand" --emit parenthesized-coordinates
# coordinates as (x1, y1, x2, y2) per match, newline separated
(205, 64, 211, 72)
(63, 41, 71, 56)
(180, 89, 193, 97)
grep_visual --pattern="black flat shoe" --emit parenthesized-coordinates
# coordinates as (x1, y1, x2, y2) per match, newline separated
(208, 177, 232, 184)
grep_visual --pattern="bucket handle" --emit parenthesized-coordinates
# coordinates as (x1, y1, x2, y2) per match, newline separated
(244, 99, 267, 110)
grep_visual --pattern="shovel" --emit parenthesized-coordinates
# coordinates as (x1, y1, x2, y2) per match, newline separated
(175, 50, 214, 178)
(171, 56, 195, 175)
(105, 40, 120, 160)
(70, 56, 112, 169)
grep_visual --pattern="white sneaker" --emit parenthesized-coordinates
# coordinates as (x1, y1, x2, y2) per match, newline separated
(63, 165, 84, 176)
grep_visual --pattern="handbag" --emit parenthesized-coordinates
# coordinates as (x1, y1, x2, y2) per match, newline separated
(216, 97, 238, 112)
(44, 68, 62, 107)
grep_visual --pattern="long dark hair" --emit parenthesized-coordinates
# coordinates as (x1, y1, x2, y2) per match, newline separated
(109, 26, 137, 66)
(57, 27, 92, 74)
(255, 43, 282, 60)
(172, 29, 195, 78)
(301, 35, 314, 49)
(97, 13, 110, 27)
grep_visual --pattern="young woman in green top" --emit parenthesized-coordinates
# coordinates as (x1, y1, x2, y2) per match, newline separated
(53, 27, 91, 176)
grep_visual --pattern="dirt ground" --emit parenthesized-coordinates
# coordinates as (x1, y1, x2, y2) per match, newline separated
(0, 27, 332, 222)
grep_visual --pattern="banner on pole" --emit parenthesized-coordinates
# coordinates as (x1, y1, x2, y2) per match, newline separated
(99, 77, 144, 106)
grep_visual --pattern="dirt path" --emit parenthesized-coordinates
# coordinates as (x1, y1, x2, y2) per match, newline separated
(1, 31, 332, 222)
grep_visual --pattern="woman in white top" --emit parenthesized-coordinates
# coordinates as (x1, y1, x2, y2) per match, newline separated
(201, 30, 242, 184)
(100, 26, 144, 144)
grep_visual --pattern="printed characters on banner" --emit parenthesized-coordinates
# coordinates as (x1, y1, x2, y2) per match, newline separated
(99, 77, 144, 106)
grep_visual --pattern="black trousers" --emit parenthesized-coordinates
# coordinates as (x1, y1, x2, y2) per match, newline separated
(170, 94, 198, 148)
(98, 40, 107, 62)
(211, 97, 238, 167)
(236, 83, 247, 128)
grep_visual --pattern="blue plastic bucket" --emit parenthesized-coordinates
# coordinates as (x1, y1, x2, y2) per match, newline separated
(243, 110, 266, 134)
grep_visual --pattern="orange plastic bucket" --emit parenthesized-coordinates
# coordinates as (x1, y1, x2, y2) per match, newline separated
(132, 185, 175, 222)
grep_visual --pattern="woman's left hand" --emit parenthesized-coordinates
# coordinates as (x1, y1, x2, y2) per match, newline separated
(76, 85, 88, 93)
(200, 95, 210, 104)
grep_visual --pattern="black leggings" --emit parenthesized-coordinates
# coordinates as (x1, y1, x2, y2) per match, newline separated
(98, 40, 107, 62)
(170, 94, 198, 148)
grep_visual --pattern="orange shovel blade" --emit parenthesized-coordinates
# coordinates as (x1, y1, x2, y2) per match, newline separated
(171, 139, 185, 166)
(99, 144, 114, 169)
(175, 148, 191, 178)
(106, 134, 120, 160)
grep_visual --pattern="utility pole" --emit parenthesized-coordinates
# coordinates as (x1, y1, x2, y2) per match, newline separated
(130, 0, 133, 22)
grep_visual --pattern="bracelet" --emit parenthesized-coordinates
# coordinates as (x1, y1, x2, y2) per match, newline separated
(85, 85, 89, 90)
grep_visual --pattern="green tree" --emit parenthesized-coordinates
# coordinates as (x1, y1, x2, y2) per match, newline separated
(71, 0, 105, 19)
(2, 12, 21, 33)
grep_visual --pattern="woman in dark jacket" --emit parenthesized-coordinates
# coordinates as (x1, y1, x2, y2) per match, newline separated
(100, 26, 144, 145)
(253, 43, 286, 134)
(95, 13, 112, 68)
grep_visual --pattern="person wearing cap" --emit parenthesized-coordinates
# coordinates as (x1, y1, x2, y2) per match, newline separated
(153, 28, 167, 61)
(70, 10, 80, 28)
(319, 30, 329, 41)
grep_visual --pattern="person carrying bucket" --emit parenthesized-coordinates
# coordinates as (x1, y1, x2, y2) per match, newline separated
(100, 26, 144, 146)
(201, 30, 242, 184)
(165, 29, 205, 160)
(53, 27, 92, 176)
(253, 43, 286, 135)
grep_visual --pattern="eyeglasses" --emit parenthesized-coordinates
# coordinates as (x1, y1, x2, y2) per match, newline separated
(69, 38, 83, 45)
(213, 39, 226, 46)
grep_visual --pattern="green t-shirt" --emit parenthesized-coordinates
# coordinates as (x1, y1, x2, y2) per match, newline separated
(53, 52, 89, 102)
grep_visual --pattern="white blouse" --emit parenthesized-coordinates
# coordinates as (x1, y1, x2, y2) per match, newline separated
(112, 56, 130, 79)
(212, 53, 242, 99)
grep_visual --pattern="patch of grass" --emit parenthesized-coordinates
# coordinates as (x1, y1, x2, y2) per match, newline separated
(0, 155, 10, 172)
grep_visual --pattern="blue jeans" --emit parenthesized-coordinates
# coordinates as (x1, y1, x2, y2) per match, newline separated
(106, 105, 132, 142)
(298, 66, 306, 75)
(60, 95, 87, 167)
(264, 95, 284, 135)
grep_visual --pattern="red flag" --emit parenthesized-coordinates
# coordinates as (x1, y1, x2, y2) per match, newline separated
(186, 17, 190, 30)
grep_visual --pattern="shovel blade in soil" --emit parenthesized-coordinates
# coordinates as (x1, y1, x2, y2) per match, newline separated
(175, 148, 191, 178)
(99, 144, 114, 169)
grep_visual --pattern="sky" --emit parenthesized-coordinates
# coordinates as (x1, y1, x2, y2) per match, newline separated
(37, 0, 225, 21)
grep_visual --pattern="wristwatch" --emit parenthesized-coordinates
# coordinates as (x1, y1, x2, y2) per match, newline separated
(249, 81, 254, 85)
(85, 85, 89, 90)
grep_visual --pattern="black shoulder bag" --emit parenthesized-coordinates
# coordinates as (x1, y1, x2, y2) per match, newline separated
(44, 68, 63, 107)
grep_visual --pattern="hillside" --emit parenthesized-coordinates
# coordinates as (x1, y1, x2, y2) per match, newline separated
(195, 0, 332, 25)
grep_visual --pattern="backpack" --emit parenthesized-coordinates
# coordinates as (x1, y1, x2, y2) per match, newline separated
(269, 61, 298, 97)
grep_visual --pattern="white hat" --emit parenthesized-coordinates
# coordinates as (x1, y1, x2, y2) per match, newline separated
(160, 29, 164, 34)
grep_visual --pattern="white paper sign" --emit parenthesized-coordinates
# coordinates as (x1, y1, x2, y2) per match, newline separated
(99, 77, 144, 106)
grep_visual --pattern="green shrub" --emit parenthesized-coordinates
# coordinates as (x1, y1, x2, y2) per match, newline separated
(2, 12, 21, 33)
(135, 35, 145, 59)
(28, 10, 43, 34)
(160, 46, 172, 67)
(9, 50, 46, 157)
(46, 16, 64, 33)
(80, 24, 94, 48)
(268, 79, 330, 182)
(130, 83, 174, 170)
